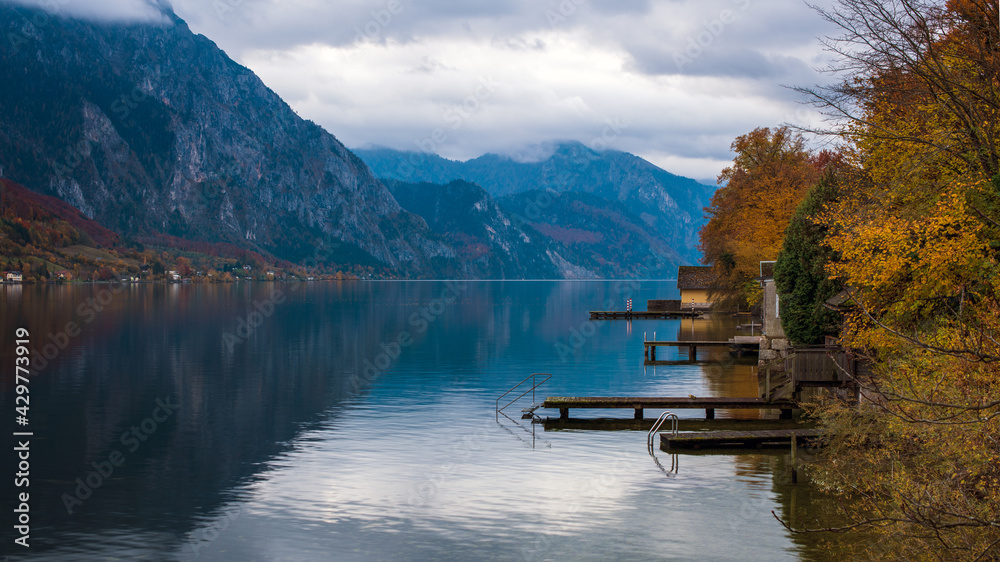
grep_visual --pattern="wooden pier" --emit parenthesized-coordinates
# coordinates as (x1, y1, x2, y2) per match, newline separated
(541, 417, 812, 432)
(660, 428, 821, 450)
(540, 396, 795, 420)
(643, 336, 760, 361)
(590, 310, 702, 320)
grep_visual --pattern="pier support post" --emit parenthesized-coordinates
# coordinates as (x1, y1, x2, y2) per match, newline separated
(560, 408, 569, 419)
(688, 344, 696, 361)
(634, 408, 643, 420)
(650, 346, 656, 361)
(705, 408, 715, 420)
(791, 434, 798, 484)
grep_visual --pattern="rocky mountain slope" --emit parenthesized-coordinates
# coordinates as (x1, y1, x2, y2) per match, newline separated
(0, 3, 455, 276)
(385, 180, 594, 279)
(0, 2, 711, 279)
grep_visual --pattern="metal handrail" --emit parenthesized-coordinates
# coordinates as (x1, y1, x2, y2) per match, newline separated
(647, 411, 679, 477)
(647, 411, 678, 451)
(650, 451, 678, 478)
(496, 373, 551, 420)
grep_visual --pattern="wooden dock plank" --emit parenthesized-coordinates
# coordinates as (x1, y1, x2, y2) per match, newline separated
(660, 429, 821, 450)
(543, 396, 791, 408)
(541, 396, 796, 420)
(642, 340, 737, 346)
(643, 339, 759, 361)
(590, 310, 702, 319)
(541, 418, 813, 432)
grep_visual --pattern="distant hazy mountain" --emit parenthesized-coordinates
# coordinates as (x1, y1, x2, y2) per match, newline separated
(385, 180, 595, 279)
(0, 3, 457, 276)
(355, 143, 715, 269)
(497, 190, 681, 278)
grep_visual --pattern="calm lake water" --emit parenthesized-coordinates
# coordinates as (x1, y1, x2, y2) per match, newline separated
(1, 280, 845, 561)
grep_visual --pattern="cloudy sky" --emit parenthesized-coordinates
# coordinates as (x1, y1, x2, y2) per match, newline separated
(10, 0, 843, 181)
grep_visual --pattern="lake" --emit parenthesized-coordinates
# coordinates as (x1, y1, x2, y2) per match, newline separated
(1, 280, 845, 561)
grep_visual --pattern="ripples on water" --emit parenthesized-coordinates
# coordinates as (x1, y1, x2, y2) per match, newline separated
(0, 281, 842, 560)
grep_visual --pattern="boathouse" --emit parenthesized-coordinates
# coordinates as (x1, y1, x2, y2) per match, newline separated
(676, 265, 719, 309)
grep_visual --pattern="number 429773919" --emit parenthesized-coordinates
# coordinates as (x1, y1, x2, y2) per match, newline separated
(14, 327, 30, 424)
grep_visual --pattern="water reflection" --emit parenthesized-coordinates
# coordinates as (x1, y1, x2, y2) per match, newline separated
(0, 281, 848, 560)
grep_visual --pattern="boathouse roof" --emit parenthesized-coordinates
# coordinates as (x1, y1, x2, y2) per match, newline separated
(676, 266, 719, 290)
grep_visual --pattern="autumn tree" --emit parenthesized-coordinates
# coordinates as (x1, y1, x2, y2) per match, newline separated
(699, 126, 824, 308)
(176, 256, 192, 276)
(784, 1, 1000, 558)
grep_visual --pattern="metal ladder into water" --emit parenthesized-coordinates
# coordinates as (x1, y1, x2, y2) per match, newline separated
(648, 411, 679, 477)
(496, 373, 551, 421)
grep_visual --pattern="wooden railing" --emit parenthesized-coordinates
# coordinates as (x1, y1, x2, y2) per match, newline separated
(786, 346, 856, 388)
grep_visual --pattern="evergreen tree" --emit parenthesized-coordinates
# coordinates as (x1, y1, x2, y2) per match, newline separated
(774, 172, 844, 344)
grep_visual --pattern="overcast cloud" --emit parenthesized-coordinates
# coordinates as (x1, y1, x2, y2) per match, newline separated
(3, 0, 171, 22)
(8, 0, 842, 181)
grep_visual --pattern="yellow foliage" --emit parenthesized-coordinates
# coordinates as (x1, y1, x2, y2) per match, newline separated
(798, 2, 1000, 557)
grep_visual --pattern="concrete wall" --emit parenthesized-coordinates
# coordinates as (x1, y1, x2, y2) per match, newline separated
(758, 335, 792, 403)
(762, 279, 784, 338)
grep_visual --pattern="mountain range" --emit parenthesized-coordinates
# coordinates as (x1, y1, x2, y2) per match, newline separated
(356, 143, 714, 275)
(0, 3, 714, 279)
